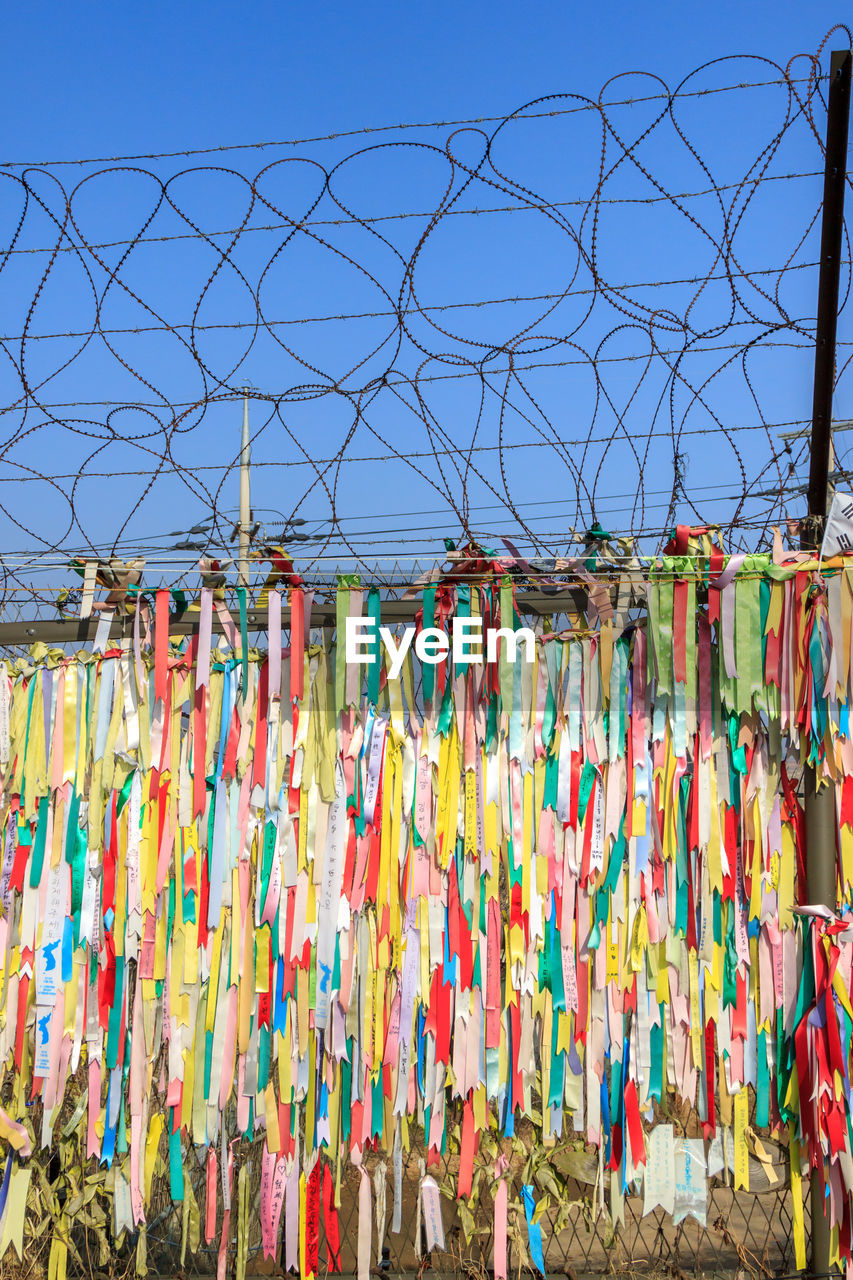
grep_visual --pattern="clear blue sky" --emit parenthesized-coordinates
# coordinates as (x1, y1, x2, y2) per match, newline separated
(1, 2, 843, 159)
(0, 1, 849, 593)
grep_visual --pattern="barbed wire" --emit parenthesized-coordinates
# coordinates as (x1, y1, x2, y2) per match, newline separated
(0, 171, 826, 261)
(0, 74, 830, 167)
(0, 33, 849, 613)
(0, 264, 833, 345)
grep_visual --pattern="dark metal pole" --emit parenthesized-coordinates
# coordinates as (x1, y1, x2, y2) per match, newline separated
(802, 47, 851, 1280)
(803, 49, 852, 545)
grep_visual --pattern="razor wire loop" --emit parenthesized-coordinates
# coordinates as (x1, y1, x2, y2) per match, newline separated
(0, 35, 847, 617)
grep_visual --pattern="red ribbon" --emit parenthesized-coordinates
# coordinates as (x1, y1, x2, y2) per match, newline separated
(323, 1161, 341, 1273)
(305, 1160, 321, 1278)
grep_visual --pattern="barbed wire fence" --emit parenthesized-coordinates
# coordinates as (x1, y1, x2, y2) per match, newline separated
(0, 29, 848, 625)
(0, 29, 851, 1278)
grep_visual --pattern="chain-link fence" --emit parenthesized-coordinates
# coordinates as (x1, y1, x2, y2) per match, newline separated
(6, 1084, 805, 1280)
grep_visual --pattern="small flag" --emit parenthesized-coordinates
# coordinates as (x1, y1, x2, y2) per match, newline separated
(821, 490, 853, 557)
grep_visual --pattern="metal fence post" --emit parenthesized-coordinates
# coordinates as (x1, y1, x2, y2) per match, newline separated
(801, 46, 851, 1280)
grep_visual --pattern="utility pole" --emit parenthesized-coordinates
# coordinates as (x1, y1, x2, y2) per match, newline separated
(801, 47, 851, 1280)
(238, 386, 251, 589)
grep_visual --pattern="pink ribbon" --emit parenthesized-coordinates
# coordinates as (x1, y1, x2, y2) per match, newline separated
(196, 588, 213, 690)
(268, 590, 282, 704)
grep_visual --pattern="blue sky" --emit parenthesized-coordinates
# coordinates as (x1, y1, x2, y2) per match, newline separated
(3, 3, 844, 158)
(0, 2, 849, 593)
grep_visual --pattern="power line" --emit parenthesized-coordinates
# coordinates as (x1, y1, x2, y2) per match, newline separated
(196, 480, 752, 527)
(0, 517, 771, 564)
(0, 417, 814, 484)
(0, 504, 799, 565)
(32, 479, 766, 550)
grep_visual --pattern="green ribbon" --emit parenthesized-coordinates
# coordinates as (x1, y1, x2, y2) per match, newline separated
(499, 577, 514, 711)
(367, 589, 381, 706)
(422, 586, 437, 704)
(29, 798, 48, 890)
